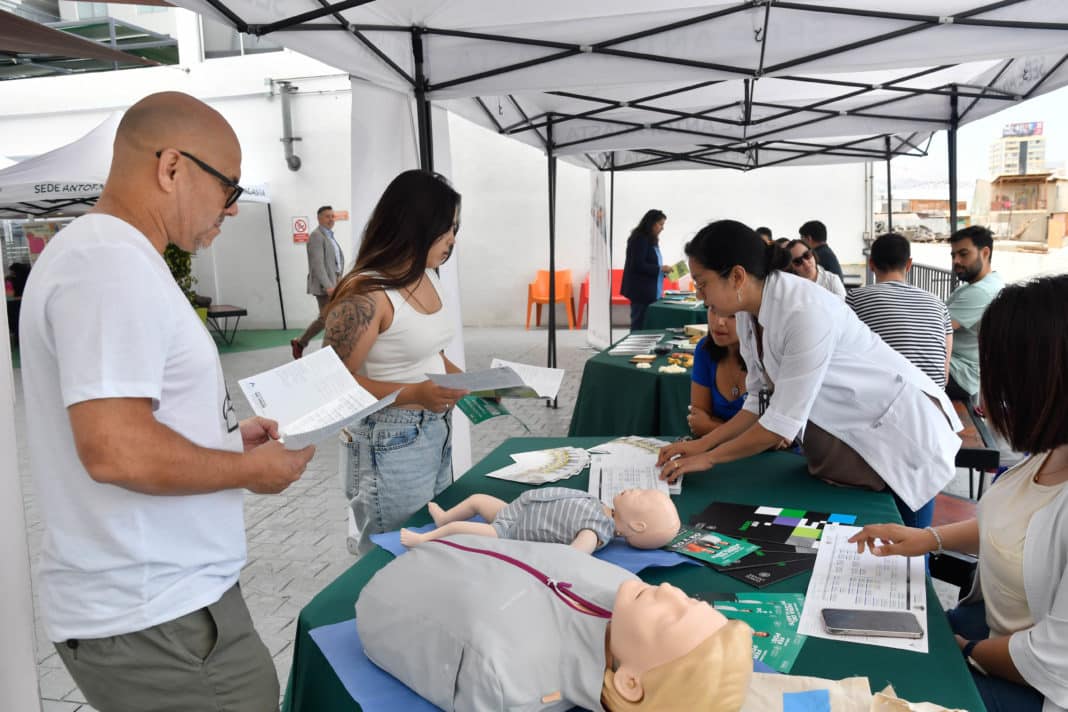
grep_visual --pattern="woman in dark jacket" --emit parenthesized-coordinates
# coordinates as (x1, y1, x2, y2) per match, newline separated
(620, 209, 669, 330)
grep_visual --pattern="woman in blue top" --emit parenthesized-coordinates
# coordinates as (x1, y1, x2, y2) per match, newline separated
(688, 309, 747, 436)
(620, 209, 671, 331)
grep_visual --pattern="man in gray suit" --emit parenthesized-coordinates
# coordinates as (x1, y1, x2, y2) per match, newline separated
(291, 205, 345, 359)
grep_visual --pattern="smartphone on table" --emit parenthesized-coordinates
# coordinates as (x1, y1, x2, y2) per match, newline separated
(821, 608, 923, 639)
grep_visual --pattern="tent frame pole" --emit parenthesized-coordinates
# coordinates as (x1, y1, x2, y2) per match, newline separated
(608, 152, 615, 349)
(885, 136, 893, 234)
(411, 28, 434, 172)
(265, 203, 287, 330)
(546, 114, 558, 408)
(948, 85, 959, 235)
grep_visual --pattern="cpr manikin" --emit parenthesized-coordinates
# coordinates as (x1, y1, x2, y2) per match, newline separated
(399, 487, 681, 552)
(356, 535, 752, 712)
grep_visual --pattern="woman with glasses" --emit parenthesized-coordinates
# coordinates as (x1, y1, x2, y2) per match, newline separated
(323, 170, 468, 555)
(657, 220, 961, 530)
(620, 209, 672, 331)
(786, 239, 846, 300)
(687, 308, 747, 437)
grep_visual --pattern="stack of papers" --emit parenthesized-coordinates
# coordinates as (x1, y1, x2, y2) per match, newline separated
(484, 447, 590, 485)
(607, 333, 664, 356)
(428, 360, 564, 400)
(237, 348, 397, 450)
(589, 435, 671, 457)
(797, 524, 928, 653)
(587, 449, 681, 505)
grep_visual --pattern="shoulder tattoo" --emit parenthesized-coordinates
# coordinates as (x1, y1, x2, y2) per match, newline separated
(324, 293, 376, 361)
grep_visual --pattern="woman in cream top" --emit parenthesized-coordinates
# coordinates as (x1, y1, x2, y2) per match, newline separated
(323, 170, 468, 554)
(850, 274, 1068, 712)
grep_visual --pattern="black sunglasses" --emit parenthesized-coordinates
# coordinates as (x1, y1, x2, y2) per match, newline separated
(155, 149, 244, 209)
(791, 250, 814, 267)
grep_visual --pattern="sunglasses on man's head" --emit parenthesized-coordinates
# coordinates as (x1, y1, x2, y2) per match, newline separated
(155, 149, 244, 209)
(791, 250, 814, 267)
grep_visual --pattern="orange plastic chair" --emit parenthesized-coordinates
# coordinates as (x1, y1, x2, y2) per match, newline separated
(526, 269, 575, 329)
(577, 274, 590, 327)
(662, 277, 679, 292)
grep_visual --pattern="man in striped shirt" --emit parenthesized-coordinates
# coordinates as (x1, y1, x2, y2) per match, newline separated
(847, 233, 953, 388)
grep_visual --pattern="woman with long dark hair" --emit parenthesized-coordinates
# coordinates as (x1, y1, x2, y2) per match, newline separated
(324, 169, 468, 554)
(620, 209, 670, 331)
(657, 220, 961, 529)
(687, 308, 747, 437)
(849, 275, 1068, 712)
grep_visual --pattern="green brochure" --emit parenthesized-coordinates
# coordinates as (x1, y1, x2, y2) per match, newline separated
(712, 593, 808, 673)
(666, 527, 760, 566)
(667, 260, 689, 282)
(456, 396, 510, 424)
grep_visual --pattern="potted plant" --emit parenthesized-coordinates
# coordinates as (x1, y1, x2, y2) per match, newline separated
(163, 243, 208, 323)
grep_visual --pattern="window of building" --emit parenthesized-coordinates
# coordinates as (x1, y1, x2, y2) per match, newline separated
(200, 16, 281, 58)
(75, 2, 107, 19)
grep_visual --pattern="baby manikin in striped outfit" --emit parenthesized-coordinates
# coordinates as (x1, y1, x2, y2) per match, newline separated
(400, 487, 680, 554)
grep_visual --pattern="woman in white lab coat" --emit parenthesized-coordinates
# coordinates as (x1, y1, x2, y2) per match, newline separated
(658, 220, 961, 528)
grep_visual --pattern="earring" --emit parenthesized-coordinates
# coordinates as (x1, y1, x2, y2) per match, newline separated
(736, 290, 742, 303)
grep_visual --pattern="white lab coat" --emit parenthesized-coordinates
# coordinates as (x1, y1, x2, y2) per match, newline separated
(737, 271, 962, 511)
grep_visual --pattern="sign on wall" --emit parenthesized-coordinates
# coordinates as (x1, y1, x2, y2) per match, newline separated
(292, 216, 309, 243)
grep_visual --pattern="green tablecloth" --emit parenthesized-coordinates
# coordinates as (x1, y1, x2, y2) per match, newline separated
(282, 437, 985, 712)
(569, 329, 692, 437)
(643, 298, 707, 329)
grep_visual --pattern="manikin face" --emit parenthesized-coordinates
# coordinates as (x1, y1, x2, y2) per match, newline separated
(708, 311, 739, 348)
(690, 258, 743, 317)
(610, 580, 729, 681)
(427, 209, 460, 269)
(788, 243, 818, 281)
(950, 238, 987, 283)
(612, 489, 679, 549)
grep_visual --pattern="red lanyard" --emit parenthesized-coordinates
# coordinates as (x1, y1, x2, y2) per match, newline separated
(431, 539, 613, 619)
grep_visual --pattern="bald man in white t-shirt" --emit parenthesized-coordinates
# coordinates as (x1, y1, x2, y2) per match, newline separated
(20, 92, 315, 711)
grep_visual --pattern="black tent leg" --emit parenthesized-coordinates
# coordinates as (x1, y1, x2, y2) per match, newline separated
(547, 115, 558, 409)
(266, 203, 287, 330)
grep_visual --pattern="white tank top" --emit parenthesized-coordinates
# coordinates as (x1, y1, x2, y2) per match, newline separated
(359, 269, 455, 384)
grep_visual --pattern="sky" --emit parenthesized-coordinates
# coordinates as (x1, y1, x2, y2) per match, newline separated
(874, 84, 1068, 206)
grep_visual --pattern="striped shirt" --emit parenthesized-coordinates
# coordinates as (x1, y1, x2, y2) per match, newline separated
(491, 487, 617, 550)
(846, 280, 952, 387)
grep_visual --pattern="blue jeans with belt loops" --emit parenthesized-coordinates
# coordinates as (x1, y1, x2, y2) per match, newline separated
(343, 406, 453, 555)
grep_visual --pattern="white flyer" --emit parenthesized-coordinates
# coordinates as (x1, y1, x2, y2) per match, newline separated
(483, 447, 590, 485)
(238, 347, 397, 450)
(797, 524, 928, 653)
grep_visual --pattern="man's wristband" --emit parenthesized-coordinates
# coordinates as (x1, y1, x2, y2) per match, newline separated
(961, 639, 980, 659)
(925, 526, 944, 556)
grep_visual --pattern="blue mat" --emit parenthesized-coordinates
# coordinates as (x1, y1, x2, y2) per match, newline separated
(310, 618, 777, 712)
(370, 519, 699, 575)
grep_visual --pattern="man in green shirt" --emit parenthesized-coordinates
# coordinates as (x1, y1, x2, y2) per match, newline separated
(946, 226, 1003, 402)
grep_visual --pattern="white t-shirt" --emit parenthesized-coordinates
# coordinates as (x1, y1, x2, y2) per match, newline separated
(19, 214, 246, 642)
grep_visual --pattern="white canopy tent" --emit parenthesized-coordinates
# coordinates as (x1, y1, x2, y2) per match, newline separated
(0, 114, 288, 327)
(168, 0, 1068, 363)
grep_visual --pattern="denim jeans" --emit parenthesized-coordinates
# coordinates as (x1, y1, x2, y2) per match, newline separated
(343, 406, 453, 555)
(946, 601, 1044, 712)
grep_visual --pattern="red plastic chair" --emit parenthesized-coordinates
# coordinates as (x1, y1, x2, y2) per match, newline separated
(526, 269, 575, 329)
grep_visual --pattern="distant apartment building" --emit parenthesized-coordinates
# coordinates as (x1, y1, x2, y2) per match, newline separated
(989, 121, 1046, 177)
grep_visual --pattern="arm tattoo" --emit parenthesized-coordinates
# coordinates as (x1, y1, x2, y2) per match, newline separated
(324, 294, 376, 361)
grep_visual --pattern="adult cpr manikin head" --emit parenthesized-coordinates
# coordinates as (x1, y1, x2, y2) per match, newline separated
(603, 580, 753, 711)
(611, 490, 681, 549)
